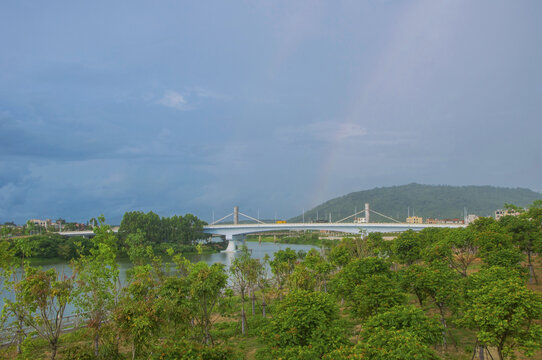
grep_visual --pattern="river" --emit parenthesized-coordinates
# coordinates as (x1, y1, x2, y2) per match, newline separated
(0, 241, 316, 319)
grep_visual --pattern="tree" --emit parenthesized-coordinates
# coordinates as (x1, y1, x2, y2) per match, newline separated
(18, 266, 74, 360)
(363, 305, 443, 346)
(328, 242, 351, 269)
(349, 274, 407, 319)
(289, 262, 317, 292)
(301, 248, 333, 292)
(332, 256, 392, 304)
(426, 227, 477, 277)
(155, 269, 192, 339)
(324, 328, 441, 360)
(73, 215, 119, 357)
(257, 254, 271, 317)
(0, 239, 34, 354)
(260, 290, 347, 359)
(269, 248, 298, 299)
(499, 212, 542, 283)
(459, 274, 542, 360)
(475, 230, 526, 273)
(245, 254, 262, 316)
(229, 247, 252, 335)
(406, 263, 461, 348)
(188, 261, 228, 344)
(399, 264, 429, 306)
(392, 230, 423, 265)
(468, 216, 500, 233)
(115, 263, 162, 359)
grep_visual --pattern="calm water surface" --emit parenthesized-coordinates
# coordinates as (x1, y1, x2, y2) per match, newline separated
(1, 242, 316, 317)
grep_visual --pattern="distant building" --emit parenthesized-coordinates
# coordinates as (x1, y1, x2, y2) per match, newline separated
(425, 218, 464, 225)
(465, 214, 479, 224)
(28, 219, 53, 228)
(495, 209, 521, 221)
(406, 216, 423, 224)
(444, 218, 464, 224)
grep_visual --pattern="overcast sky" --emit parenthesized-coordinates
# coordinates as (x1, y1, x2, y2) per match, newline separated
(1, 0, 541, 224)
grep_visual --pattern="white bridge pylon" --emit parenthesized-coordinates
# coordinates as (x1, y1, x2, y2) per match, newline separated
(211, 206, 264, 253)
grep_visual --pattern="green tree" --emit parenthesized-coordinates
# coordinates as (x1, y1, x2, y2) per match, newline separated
(188, 261, 228, 344)
(399, 264, 429, 306)
(363, 305, 443, 346)
(349, 274, 407, 319)
(392, 230, 423, 265)
(475, 230, 526, 273)
(426, 227, 477, 277)
(257, 254, 271, 317)
(229, 247, 252, 335)
(406, 263, 460, 348)
(459, 275, 542, 360)
(269, 248, 298, 299)
(115, 263, 162, 359)
(73, 215, 119, 357)
(260, 290, 347, 359)
(18, 267, 74, 360)
(324, 328, 441, 360)
(0, 239, 34, 354)
(328, 242, 351, 269)
(499, 212, 542, 283)
(332, 256, 392, 304)
(301, 248, 333, 292)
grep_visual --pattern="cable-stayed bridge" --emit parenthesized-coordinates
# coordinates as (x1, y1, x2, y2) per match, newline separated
(58, 204, 465, 252)
(204, 205, 466, 252)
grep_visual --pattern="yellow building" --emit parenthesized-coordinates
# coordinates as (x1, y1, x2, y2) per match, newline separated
(406, 216, 423, 224)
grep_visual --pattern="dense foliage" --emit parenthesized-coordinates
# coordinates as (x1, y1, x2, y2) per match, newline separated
(119, 211, 206, 245)
(0, 234, 93, 260)
(1, 200, 542, 360)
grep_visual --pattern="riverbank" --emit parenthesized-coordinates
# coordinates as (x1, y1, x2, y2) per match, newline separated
(3, 238, 227, 264)
(246, 234, 333, 247)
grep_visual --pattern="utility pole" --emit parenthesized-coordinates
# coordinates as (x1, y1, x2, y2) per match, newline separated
(302, 208, 305, 223)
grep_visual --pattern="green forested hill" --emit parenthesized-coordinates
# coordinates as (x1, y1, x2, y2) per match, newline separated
(289, 183, 542, 223)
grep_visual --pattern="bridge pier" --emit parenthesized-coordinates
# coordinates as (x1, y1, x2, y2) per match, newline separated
(222, 234, 246, 253)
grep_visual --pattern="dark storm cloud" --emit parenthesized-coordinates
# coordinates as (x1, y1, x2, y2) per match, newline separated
(0, 0, 541, 223)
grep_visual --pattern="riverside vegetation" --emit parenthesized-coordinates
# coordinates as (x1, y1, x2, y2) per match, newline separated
(1, 202, 542, 360)
(0, 211, 215, 261)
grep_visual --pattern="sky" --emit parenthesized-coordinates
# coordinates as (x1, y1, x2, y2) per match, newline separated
(1, 0, 541, 224)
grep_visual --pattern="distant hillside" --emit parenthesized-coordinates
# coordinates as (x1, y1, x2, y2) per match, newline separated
(289, 184, 542, 223)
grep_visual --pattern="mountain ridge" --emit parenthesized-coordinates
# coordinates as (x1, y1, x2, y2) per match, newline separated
(289, 183, 542, 223)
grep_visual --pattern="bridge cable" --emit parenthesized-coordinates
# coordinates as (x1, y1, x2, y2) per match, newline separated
(238, 212, 266, 224)
(369, 209, 402, 223)
(337, 210, 366, 223)
(210, 213, 233, 225)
